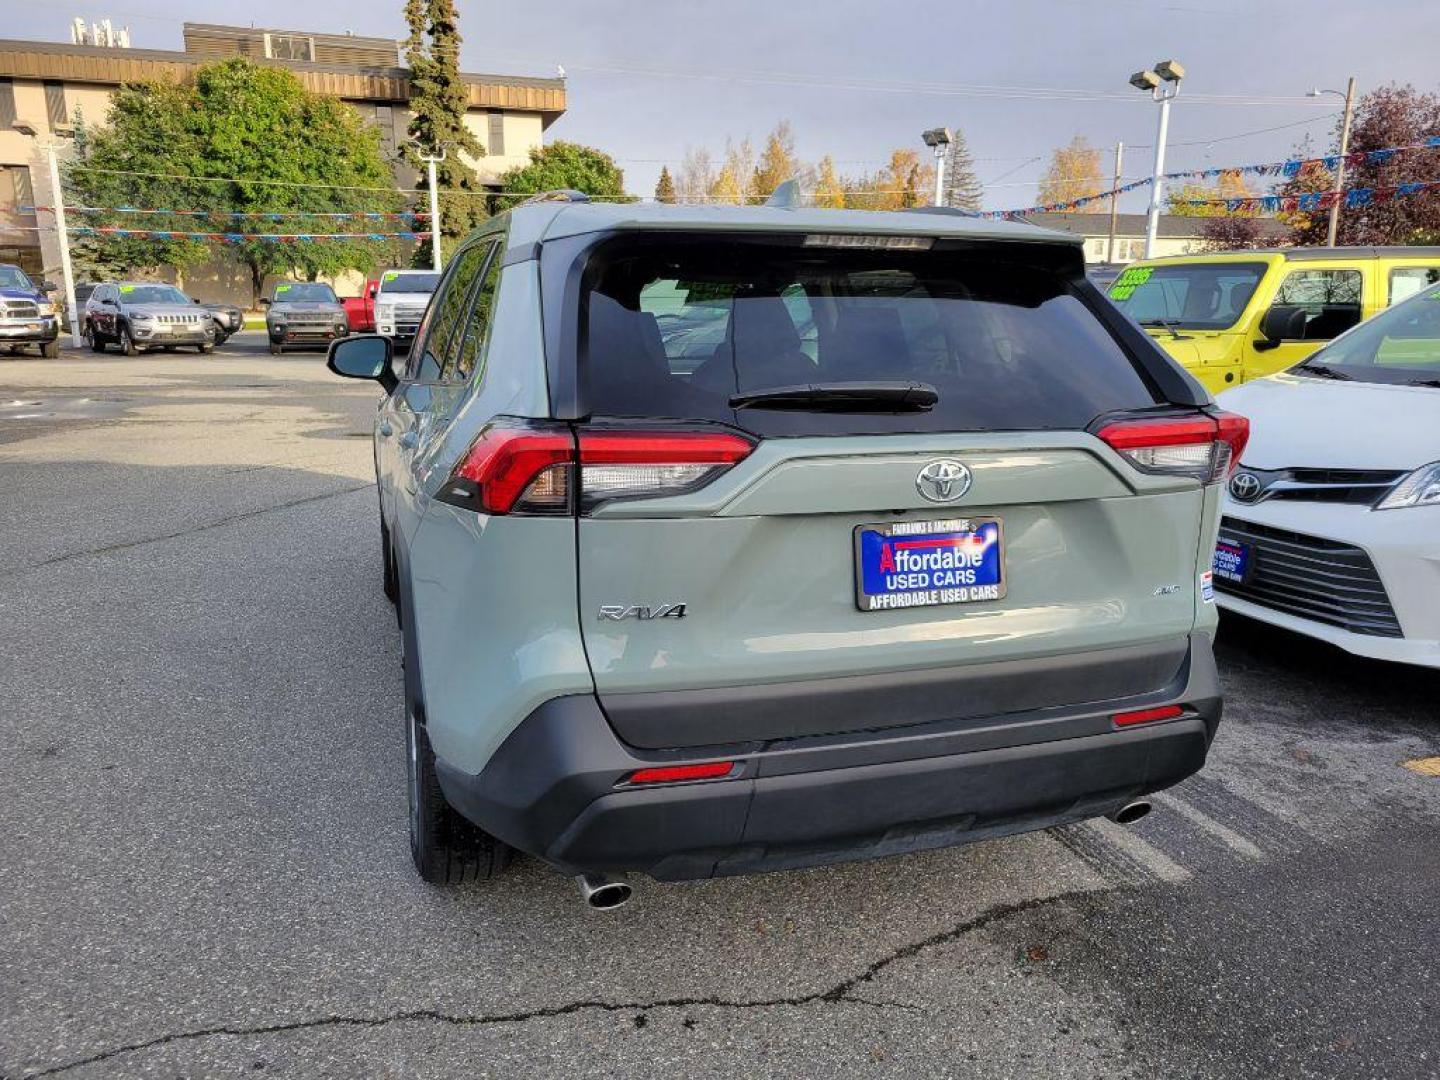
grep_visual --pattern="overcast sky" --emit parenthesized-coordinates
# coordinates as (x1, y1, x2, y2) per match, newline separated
(10, 1, 1440, 210)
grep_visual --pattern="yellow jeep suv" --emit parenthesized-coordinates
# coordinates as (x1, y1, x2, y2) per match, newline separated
(1107, 247, 1440, 393)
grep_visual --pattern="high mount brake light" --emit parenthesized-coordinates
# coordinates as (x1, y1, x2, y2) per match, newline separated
(1096, 411, 1249, 483)
(440, 422, 756, 516)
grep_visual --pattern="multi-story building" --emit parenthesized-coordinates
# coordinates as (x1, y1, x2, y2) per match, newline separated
(0, 23, 566, 304)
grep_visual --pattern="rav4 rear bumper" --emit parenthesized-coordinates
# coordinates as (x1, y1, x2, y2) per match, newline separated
(436, 633, 1221, 881)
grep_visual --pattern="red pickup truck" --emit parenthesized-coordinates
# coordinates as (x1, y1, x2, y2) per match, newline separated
(343, 279, 379, 333)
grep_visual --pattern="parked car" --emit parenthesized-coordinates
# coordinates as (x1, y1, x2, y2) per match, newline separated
(343, 278, 380, 333)
(83, 282, 216, 355)
(373, 269, 440, 350)
(0, 263, 61, 358)
(325, 197, 1244, 902)
(1107, 247, 1440, 393)
(200, 300, 244, 345)
(1214, 283, 1440, 668)
(261, 282, 348, 355)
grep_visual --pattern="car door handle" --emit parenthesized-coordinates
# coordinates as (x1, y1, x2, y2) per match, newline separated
(378, 422, 394, 437)
(398, 431, 418, 450)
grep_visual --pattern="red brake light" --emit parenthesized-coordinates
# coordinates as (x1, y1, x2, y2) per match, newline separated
(626, 761, 735, 785)
(450, 424, 575, 514)
(442, 424, 757, 516)
(1096, 411, 1249, 483)
(1112, 704, 1185, 727)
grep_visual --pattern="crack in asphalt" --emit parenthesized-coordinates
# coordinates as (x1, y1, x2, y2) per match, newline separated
(17, 890, 1090, 1078)
(7, 483, 372, 577)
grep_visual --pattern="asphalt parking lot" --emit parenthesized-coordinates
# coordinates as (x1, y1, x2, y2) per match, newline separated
(2, 331, 1438, 1080)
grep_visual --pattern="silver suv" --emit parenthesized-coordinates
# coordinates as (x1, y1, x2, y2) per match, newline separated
(327, 197, 1245, 904)
(262, 281, 348, 355)
(84, 282, 216, 355)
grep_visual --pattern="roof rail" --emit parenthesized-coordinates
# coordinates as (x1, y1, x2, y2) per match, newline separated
(518, 189, 592, 207)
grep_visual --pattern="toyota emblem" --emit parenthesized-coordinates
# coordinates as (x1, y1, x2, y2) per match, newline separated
(916, 460, 972, 503)
(1229, 472, 1263, 503)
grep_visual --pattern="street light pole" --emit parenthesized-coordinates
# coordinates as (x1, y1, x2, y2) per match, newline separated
(45, 142, 82, 348)
(418, 148, 445, 272)
(1130, 61, 1184, 261)
(1328, 76, 1357, 247)
(921, 128, 952, 209)
(1106, 141, 1124, 263)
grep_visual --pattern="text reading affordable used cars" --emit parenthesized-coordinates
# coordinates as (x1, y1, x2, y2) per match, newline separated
(326, 197, 1246, 906)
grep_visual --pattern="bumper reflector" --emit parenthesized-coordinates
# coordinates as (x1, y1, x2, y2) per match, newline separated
(1112, 705, 1185, 728)
(626, 761, 735, 785)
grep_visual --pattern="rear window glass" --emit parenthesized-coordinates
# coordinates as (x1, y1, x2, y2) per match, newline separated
(583, 241, 1159, 435)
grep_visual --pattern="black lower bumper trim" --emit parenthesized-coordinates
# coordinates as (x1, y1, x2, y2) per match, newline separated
(436, 633, 1221, 881)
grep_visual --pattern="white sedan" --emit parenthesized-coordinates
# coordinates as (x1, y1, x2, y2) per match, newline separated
(1214, 283, 1440, 668)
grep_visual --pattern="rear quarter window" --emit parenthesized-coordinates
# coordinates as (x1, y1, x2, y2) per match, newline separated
(582, 239, 1160, 436)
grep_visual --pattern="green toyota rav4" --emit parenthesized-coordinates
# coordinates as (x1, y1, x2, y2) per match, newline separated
(327, 195, 1245, 907)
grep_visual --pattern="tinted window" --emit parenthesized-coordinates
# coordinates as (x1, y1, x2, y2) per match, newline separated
(1389, 267, 1440, 305)
(272, 283, 337, 303)
(120, 285, 189, 304)
(1109, 262, 1265, 330)
(410, 242, 492, 383)
(1273, 268, 1362, 341)
(451, 245, 502, 382)
(584, 241, 1160, 436)
(1299, 284, 1440, 386)
(379, 272, 441, 294)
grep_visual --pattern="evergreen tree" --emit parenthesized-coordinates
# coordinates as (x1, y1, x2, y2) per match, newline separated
(943, 128, 984, 211)
(403, 0, 488, 265)
(654, 166, 677, 203)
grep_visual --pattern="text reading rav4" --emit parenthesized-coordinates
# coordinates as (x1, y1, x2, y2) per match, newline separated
(326, 194, 1246, 908)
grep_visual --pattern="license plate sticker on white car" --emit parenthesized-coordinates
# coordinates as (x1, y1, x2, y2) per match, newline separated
(853, 518, 1005, 612)
(1213, 538, 1251, 583)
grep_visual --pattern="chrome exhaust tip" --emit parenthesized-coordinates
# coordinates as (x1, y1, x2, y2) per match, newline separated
(576, 873, 633, 911)
(1109, 800, 1153, 825)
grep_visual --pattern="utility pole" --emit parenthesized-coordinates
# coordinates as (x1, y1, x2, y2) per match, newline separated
(45, 143, 82, 348)
(1130, 61, 1184, 260)
(419, 148, 445, 272)
(1328, 76, 1357, 247)
(1106, 141, 1124, 263)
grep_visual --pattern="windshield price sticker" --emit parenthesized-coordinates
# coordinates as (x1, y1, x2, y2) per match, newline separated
(275, 284, 291, 294)
(383, 271, 399, 282)
(1109, 265, 1154, 300)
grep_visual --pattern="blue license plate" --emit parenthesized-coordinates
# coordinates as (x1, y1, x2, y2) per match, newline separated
(1213, 537, 1251, 583)
(854, 518, 1005, 611)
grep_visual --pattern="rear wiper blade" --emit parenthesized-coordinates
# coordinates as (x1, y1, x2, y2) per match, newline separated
(729, 381, 938, 412)
(1296, 364, 1353, 381)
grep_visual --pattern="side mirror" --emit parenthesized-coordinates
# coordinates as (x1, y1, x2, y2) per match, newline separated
(192, 297, 203, 305)
(40, 280, 58, 293)
(1255, 305, 1304, 352)
(327, 334, 397, 393)
(258, 297, 273, 308)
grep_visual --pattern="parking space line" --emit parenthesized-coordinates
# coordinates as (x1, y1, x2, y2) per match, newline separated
(1086, 818, 1192, 883)
(1151, 791, 1265, 860)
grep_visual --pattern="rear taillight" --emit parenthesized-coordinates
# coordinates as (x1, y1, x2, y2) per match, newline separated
(1095, 411, 1249, 483)
(579, 430, 754, 509)
(439, 421, 756, 516)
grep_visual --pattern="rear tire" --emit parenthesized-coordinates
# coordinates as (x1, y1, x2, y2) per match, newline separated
(41, 339, 60, 359)
(406, 705, 511, 885)
(120, 325, 140, 357)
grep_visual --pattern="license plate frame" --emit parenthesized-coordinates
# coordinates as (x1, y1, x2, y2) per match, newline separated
(1213, 537, 1252, 584)
(853, 517, 1006, 612)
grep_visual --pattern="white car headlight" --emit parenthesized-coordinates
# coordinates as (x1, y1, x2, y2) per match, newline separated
(1376, 461, 1440, 510)
(37, 302, 56, 316)
(131, 312, 154, 322)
